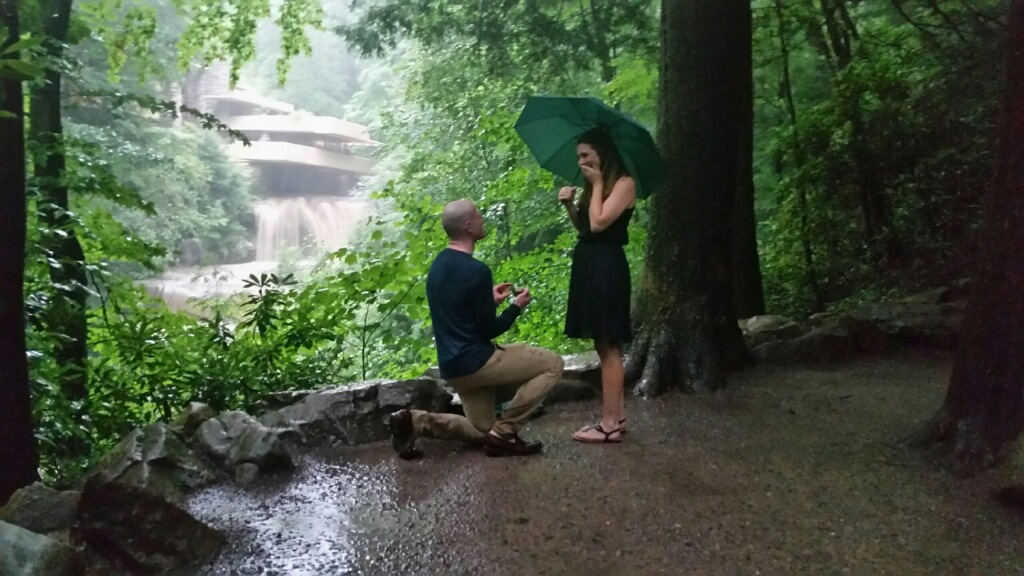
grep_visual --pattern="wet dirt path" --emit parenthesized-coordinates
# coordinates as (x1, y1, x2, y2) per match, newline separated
(188, 351, 1023, 575)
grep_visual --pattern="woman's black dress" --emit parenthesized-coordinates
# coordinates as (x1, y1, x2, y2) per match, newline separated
(564, 204, 634, 344)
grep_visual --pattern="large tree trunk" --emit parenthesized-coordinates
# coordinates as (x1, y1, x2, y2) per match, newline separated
(1, 0, 40, 505)
(30, 0, 90, 433)
(627, 0, 753, 395)
(731, 7, 766, 321)
(915, 0, 1024, 475)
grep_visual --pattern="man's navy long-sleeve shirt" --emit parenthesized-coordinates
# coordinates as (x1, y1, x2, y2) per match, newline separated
(426, 248, 520, 379)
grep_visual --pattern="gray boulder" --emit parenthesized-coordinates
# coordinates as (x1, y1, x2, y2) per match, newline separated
(0, 482, 79, 534)
(754, 325, 857, 366)
(851, 301, 964, 350)
(259, 378, 452, 446)
(171, 401, 217, 437)
(549, 351, 602, 402)
(87, 423, 216, 503)
(899, 287, 950, 305)
(234, 463, 261, 485)
(811, 313, 889, 354)
(78, 475, 225, 575)
(0, 520, 82, 576)
(742, 315, 804, 347)
(376, 378, 454, 413)
(260, 389, 315, 410)
(195, 411, 295, 471)
(900, 283, 971, 305)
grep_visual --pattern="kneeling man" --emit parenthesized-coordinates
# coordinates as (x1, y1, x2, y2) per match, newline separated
(390, 199, 563, 458)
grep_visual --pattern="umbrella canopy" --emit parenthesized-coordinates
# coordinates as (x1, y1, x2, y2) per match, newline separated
(513, 95, 665, 199)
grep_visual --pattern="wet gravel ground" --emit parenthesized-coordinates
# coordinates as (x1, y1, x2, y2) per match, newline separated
(188, 350, 1024, 575)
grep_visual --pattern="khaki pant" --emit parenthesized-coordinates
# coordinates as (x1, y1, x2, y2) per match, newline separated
(411, 344, 564, 442)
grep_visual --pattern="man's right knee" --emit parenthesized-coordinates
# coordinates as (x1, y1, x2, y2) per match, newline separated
(544, 349, 565, 374)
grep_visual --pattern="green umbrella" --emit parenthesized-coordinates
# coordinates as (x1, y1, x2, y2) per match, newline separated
(514, 95, 665, 198)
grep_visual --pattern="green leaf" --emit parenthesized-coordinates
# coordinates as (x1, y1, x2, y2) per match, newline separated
(0, 59, 44, 79)
(1, 36, 45, 55)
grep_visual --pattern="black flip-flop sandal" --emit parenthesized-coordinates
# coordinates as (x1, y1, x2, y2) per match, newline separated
(572, 423, 623, 443)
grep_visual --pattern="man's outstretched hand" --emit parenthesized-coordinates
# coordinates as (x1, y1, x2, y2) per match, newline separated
(512, 287, 532, 309)
(493, 282, 513, 305)
(494, 283, 531, 308)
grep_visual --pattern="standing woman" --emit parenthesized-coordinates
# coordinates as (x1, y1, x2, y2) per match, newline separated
(559, 128, 636, 443)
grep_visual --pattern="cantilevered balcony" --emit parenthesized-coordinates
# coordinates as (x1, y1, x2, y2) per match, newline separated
(223, 114, 380, 145)
(226, 140, 376, 175)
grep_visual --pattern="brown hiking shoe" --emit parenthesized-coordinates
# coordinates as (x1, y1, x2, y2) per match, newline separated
(389, 409, 423, 460)
(483, 432, 543, 457)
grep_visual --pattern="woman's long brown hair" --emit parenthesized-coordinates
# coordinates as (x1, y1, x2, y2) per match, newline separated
(577, 128, 630, 207)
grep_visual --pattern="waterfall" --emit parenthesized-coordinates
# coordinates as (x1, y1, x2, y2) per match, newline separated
(254, 196, 375, 261)
(142, 197, 373, 312)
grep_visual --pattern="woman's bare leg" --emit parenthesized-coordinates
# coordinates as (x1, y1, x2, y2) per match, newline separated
(573, 339, 624, 441)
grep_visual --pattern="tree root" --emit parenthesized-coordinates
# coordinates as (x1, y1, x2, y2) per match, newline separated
(624, 332, 649, 394)
(628, 324, 731, 397)
(635, 326, 675, 397)
(905, 407, 955, 449)
(907, 406, 1005, 477)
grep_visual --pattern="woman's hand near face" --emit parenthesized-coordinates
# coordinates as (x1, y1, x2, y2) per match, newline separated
(579, 162, 602, 185)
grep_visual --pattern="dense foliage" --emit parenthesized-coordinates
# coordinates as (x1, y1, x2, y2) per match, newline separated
(753, 1, 1003, 315)
(8, 0, 1006, 483)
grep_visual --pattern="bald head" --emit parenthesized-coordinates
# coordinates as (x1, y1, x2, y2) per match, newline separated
(441, 199, 478, 239)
